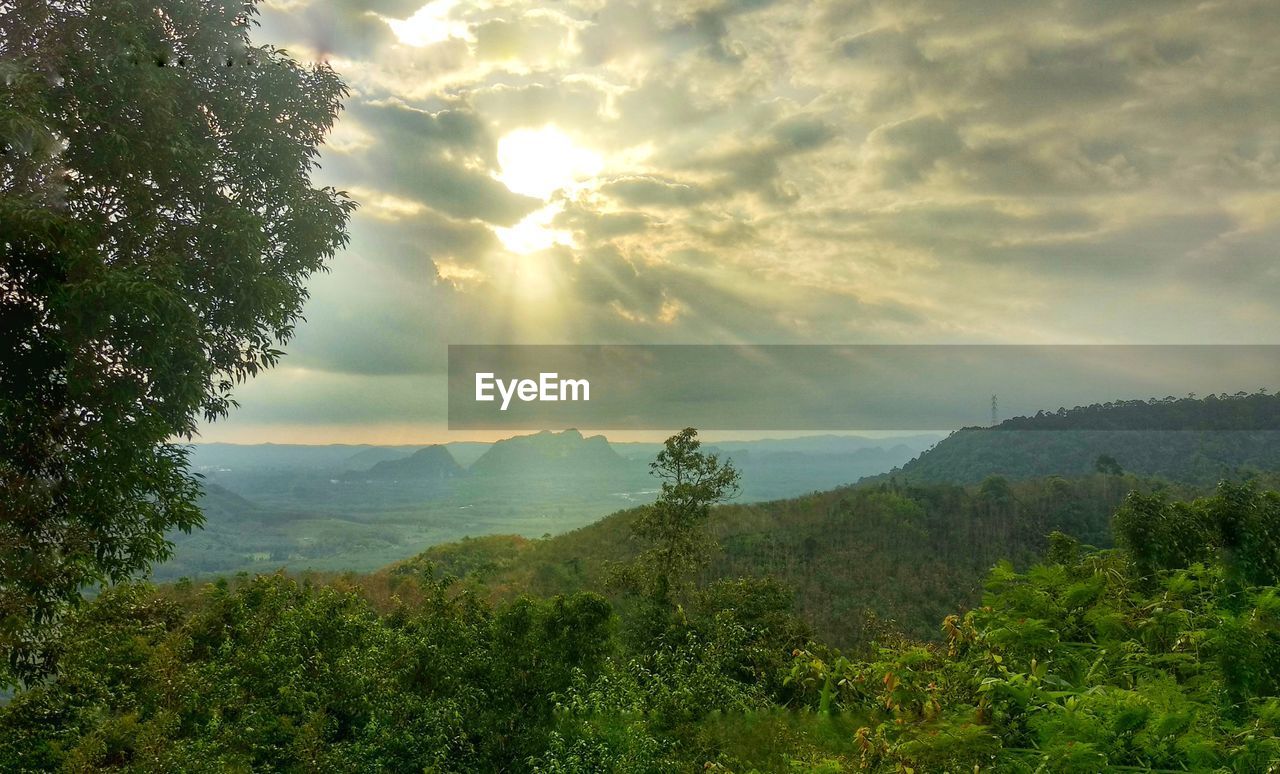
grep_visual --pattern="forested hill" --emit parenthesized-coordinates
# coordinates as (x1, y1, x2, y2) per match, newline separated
(887, 391, 1280, 486)
(890, 428, 1280, 485)
(998, 389, 1280, 430)
(393, 473, 1195, 645)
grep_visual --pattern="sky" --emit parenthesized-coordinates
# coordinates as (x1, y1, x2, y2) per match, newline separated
(198, 0, 1280, 444)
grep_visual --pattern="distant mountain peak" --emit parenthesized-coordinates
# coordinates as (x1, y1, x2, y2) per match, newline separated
(469, 429, 627, 477)
(350, 444, 463, 481)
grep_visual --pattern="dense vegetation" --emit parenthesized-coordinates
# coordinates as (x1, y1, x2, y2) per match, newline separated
(2, 430, 1278, 772)
(407, 471, 1188, 644)
(0, 573, 616, 771)
(784, 482, 1280, 771)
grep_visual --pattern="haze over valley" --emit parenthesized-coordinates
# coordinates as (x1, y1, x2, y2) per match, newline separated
(163, 429, 942, 579)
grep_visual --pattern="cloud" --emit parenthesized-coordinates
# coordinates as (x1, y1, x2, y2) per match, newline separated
(322, 100, 543, 225)
(600, 176, 714, 208)
(258, 0, 410, 60)
(199, 0, 1280, 440)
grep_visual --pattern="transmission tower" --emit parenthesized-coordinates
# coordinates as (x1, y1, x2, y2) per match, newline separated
(991, 394, 998, 427)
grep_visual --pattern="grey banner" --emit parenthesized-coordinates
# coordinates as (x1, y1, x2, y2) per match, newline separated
(447, 345, 1280, 430)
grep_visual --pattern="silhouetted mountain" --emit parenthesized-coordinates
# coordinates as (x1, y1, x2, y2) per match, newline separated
(353, 445, 464, 481)
(342, 447, 416, 471)
(709, 434, 942, 455)
(188, 443, 423, 472)
(170, 433, 963, 579)
(196, 482, 259, 521)
(442, 441, 492, 468)
(468, 429, 634, 479)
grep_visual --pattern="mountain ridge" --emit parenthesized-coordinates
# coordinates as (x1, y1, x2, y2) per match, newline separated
(468, 428, 633, 478)
(350, 445, 464, 481)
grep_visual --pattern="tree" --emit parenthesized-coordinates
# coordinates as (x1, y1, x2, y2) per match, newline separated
(0, 0, 354, 680)
(1094, 454, 1123, 476)
(626, 428, 740, 609)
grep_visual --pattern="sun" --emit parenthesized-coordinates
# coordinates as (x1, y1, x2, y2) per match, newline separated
(385, 0, 470, 47)
(495, 125, 603, 200)
(492, 125, 604, 255)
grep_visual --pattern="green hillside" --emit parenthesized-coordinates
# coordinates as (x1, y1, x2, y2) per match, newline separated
(399, 397, 1280, 647)
(880, 393, 1280, 486)
(401, 473, 1189, 645)
(891, 428, 1280, 486)
(6, 442, 1279, 772)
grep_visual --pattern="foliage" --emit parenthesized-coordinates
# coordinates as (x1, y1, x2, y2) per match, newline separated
(3, 430, 1280, 772)
(1095, 454, 1124, 476)
(784, 482, 1280, 772)
(620, 428, 741, 609)
(0, 0, 353, 680)
(0, 573, 613, 772)
(1116, 483, 1280, 588)
(421, 472, 1167, 645)
(531, 591, 802, 772)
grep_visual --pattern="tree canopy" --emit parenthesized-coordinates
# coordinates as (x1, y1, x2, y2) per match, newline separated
(0, 0, 353, 680)
(3, 458, 1279, 771)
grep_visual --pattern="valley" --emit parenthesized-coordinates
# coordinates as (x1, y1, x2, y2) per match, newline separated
(158, 430, 942, 580)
